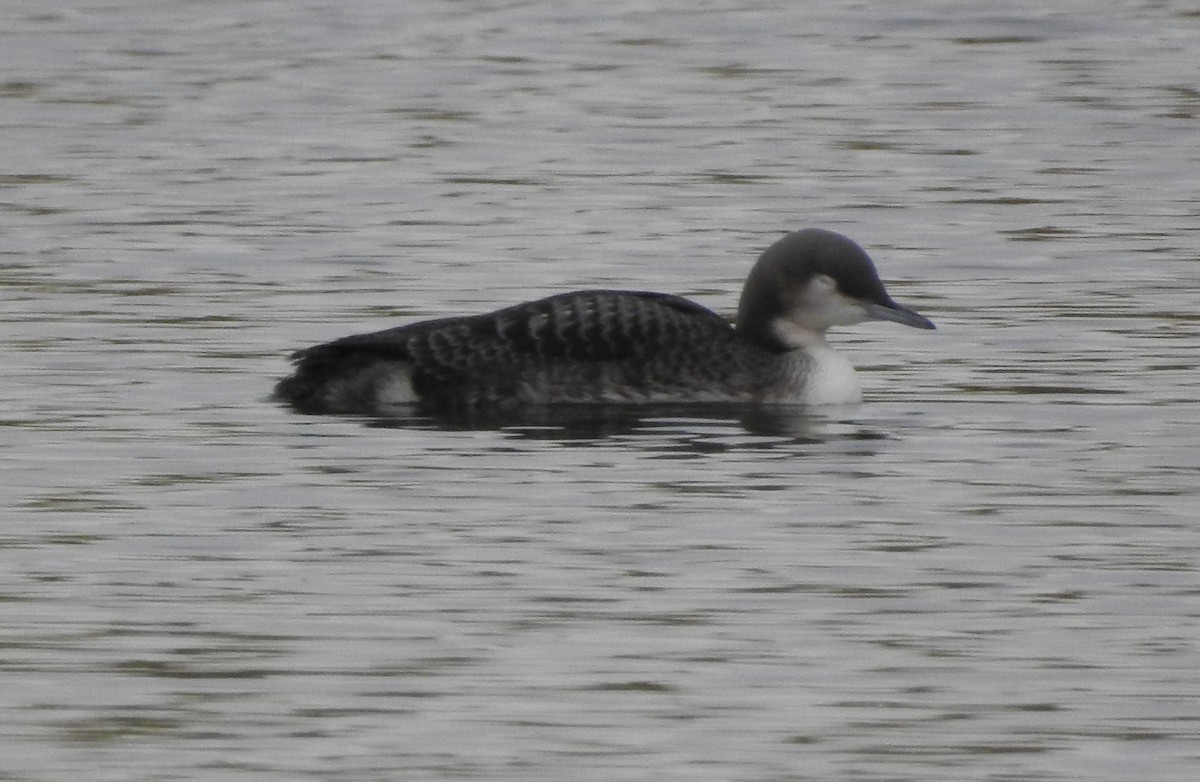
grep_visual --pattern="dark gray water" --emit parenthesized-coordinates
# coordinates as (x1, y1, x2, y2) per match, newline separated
(3, 1, 1199, 780)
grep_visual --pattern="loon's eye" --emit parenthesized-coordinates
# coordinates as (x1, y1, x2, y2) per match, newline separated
(811, 274, 838, 294)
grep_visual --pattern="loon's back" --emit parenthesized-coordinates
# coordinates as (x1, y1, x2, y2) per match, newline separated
(273, 289, 791, 415)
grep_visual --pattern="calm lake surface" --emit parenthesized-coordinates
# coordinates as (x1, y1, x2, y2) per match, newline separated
(2, 1, 1199, 780)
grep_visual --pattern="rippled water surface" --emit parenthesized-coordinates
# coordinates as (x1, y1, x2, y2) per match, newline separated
(3, 1, 1200, 780)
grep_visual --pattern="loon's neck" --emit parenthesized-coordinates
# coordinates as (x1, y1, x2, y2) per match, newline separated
(745, 321, 864, 406)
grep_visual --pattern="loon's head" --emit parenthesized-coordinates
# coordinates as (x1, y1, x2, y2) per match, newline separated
(736, 228, 935, 351)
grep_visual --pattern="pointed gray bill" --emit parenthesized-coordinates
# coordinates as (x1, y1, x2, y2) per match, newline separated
(864, 301, 936, 330)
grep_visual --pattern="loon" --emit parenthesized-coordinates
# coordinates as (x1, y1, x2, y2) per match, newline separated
(273, 228, 934, 416)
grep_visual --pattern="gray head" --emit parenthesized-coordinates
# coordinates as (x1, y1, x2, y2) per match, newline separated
(736, 228, 934, 352)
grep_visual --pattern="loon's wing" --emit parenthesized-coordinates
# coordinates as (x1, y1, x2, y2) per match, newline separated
(275, 290, 735, 412)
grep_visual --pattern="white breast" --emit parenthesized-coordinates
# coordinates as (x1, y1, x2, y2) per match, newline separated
(799, 343, 863, 406)
(770, 319, 864, 406)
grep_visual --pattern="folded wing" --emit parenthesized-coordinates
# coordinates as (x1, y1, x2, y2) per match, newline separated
(275, 290, 736, 412)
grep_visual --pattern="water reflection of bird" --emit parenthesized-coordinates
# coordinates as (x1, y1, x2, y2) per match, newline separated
(274, 228, 934, 416)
